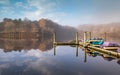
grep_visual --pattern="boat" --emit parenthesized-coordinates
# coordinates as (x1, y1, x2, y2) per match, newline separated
(88, 39, 104, 47)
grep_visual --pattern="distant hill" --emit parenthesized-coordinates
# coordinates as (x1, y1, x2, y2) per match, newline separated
(77, 23, 120, 43)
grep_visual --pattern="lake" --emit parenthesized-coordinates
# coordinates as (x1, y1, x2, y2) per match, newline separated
(0, 39, 120, 75)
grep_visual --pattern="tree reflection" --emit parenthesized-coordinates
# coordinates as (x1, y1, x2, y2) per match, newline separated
(0, 38, 53, 52)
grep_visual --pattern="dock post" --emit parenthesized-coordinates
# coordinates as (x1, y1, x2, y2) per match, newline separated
(104, 32, 106, 41)
(53, 32, 56, 44)
(76, 32, 79, 45)
(88, 32, 91, 40)
(54, 45, 56, 56)
(84, 32, 87, 46)
(76, 45, 78, 57)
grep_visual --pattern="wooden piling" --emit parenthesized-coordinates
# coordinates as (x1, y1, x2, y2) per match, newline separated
(88, 32, 91, 40)
(76, 32, 79, 45)
(54, 45, 56, 56)
(104, 32, 106, 41)
(53, 32, 56, 44)
(84, 32, 87, 46)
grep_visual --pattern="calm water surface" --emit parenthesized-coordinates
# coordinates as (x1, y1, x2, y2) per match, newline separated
(0, 39, 120, 75)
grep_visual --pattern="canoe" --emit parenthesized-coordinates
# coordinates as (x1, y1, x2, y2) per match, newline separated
(91, 40, 104, 45)
(101, 42, 120, 47)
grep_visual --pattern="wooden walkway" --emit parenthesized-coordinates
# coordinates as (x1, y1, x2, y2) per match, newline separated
(88, 46, 120, 58)
(54, 42, 79, 45)
(53, 32, 120, 58)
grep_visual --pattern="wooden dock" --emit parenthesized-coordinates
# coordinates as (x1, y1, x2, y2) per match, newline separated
(53, 32, 120, 58)
(54, 42, 79, 45)
(88, 46, 120, 58)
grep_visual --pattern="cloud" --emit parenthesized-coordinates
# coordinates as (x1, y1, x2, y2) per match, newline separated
(23, 54, 59, 75)
(15, 2, 32, 10)
(21, 0, 67, 23)
(0, 0, 9, 5)
(0, 64, 10, 70)
(27, 0, 56, 12)
(41, 12, 67, 23)
(0, 7, 14, 13)
(25, 49, 43, 57)
(0, 6, 15, 20)
(15, 2, 23, 7)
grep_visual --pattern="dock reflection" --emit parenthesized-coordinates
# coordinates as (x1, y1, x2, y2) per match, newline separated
(54, 45, 79, 57)
(53, 45, 120, 65)
(76, 45, 78, 57)
(84, 49, 87, 63)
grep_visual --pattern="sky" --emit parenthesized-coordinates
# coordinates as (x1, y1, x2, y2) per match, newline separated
(0, 0, 120, 26)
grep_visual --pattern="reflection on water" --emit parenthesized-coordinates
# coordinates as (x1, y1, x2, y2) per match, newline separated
(0, 38, 53, 52)
(0, 39, 120, 75)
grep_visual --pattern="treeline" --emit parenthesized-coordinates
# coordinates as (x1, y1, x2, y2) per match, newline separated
(0, 18, 77, 41)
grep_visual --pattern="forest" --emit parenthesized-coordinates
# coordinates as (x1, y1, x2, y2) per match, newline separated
(0, 18, 77, 41)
